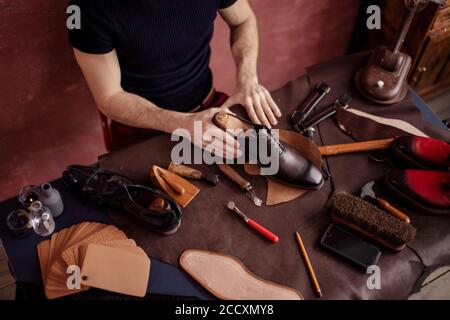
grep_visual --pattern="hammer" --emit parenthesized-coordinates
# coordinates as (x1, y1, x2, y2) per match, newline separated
(361, 181, 411, 224)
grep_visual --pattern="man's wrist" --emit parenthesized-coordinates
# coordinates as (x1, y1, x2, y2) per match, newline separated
(237, 70, 258, 86)
(158, 109, 191, 133)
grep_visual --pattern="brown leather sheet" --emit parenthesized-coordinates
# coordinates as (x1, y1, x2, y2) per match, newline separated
(98, 52, 450, 299)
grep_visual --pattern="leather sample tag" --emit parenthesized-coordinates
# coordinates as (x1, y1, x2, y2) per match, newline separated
(81, 244, 150, 297)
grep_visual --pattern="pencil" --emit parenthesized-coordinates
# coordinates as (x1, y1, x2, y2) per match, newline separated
(295, 231, 323, 298)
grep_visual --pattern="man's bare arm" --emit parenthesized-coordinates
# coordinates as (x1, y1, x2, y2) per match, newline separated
(73, 49, 238, 157)
(220, 0, 281, 128)
(73, 49, 188, 133)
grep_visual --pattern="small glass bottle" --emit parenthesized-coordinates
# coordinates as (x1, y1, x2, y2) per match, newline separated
(29, 201, 55, 237)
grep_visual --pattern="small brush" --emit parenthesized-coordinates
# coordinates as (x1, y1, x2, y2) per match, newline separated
(331, 192, 416, 251)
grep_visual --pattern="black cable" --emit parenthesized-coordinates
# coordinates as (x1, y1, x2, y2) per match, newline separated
(406, 244, 426, 267)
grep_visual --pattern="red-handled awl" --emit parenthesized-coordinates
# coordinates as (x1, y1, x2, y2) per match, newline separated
(226, 201, 279, 243)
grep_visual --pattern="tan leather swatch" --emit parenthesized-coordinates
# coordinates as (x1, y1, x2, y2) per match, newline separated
(81, 244, 150, 298)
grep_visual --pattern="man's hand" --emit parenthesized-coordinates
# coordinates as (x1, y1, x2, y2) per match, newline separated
(222, 76, 281, 128)
(220, 0, 282, 128)
(178, 106, 242, 160)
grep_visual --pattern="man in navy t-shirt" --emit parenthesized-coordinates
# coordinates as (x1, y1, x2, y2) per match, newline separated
(69, 0, 281, 154)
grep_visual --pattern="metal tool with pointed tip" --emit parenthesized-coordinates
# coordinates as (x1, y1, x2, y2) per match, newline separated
(361, 181, 410, 224)
(218, 164, 262, 206)
(226, 201, 279, 243)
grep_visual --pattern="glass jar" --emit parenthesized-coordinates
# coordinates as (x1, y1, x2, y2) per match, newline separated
(6, 209, 33, 237)
(18, 185, 40, 209)
(29, 201, 55, 236)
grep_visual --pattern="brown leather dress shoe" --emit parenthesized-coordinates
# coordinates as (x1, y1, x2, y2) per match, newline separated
(214, 112, 324, 190)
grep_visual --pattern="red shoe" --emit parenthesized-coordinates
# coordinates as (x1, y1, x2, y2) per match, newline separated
(385, 169, 450, 216)
(391, 135, 449, 171)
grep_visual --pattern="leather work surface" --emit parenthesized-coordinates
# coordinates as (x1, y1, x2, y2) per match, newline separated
(98, 52, 450, 299)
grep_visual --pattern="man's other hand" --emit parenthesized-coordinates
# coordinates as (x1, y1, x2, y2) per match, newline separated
(222, 77, 281, 128)
(179, 106, 242, 160)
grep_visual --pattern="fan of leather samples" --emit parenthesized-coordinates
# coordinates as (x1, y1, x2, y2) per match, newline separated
(37, 222, 151, 299)
(180, 250, 303, 300)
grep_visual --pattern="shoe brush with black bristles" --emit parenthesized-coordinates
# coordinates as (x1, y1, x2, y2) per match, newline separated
(331, 192, 416, 251)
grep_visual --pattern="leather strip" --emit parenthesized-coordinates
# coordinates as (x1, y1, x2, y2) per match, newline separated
(346, 108, 429, 138)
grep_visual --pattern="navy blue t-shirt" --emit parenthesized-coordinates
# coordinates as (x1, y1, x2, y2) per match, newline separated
(68, 0, 237, 112)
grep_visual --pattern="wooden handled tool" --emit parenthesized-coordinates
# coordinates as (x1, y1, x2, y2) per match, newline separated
(217, 164, 250, 190)
(361, 181, 410, 224)
(151, 166, 200, 208)
(376, 198, 411, 224)
(319, 138, 394, 156)
(158, 170, 185, 195)
(168, 162, 219, 186)
(218, 164, 262, 207)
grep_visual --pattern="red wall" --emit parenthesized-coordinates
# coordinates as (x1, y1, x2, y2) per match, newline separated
(0, 0, 361, 201)
(212, 0, 361, 93)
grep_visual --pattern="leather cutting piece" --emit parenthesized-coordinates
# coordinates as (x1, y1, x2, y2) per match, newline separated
(336, 107, 428, 140)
